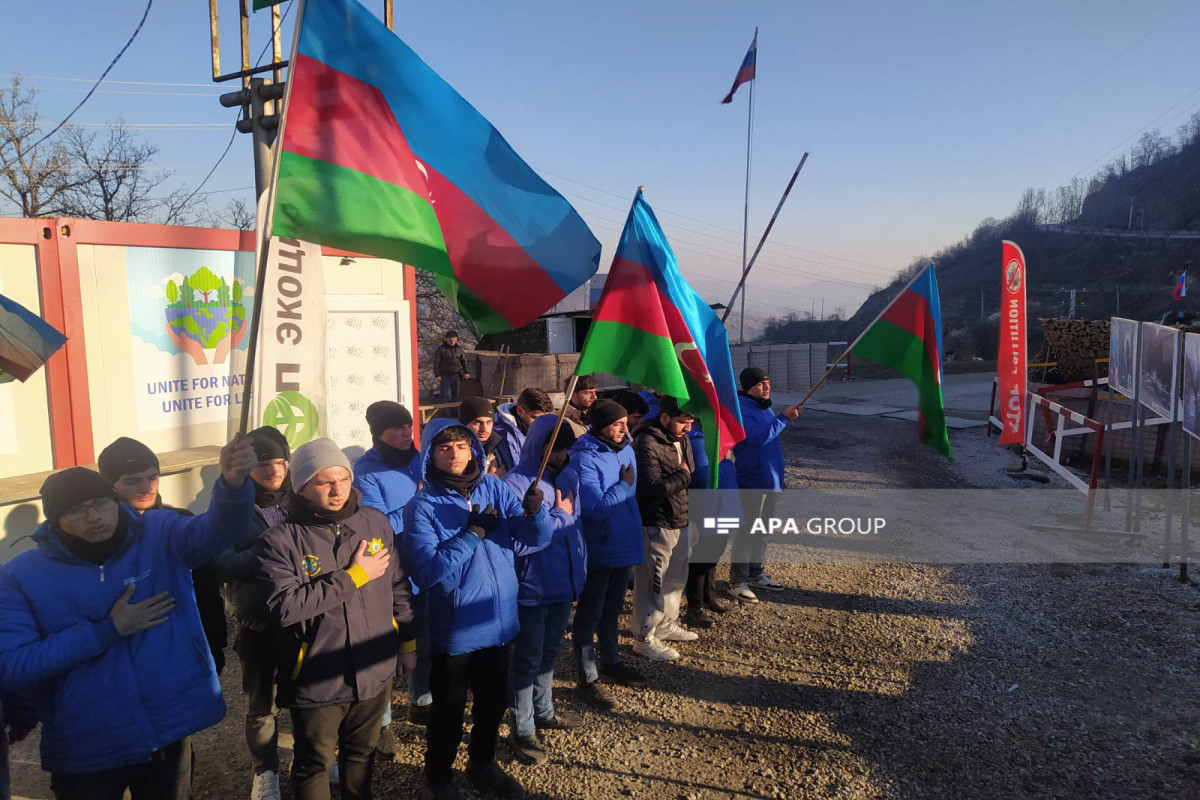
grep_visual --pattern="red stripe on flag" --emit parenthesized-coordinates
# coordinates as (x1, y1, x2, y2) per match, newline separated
(592, 257, 673, 338)
(880, 289, 942, 379)
(283, 54, 427, 194)
(421, 162, 569, 328)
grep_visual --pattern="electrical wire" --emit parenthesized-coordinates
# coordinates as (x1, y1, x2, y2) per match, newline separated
(28, 0, 155, 150)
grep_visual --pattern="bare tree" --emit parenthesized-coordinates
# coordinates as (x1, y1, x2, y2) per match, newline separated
(58, 123, 172, 221)
(0, 77, 80, 217)
(205, 197, 254, 230)
(1013, 186, 1045, 226)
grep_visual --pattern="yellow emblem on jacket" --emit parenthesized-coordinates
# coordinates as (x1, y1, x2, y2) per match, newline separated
(301, 555, 321, 577)
(367, 537, 384, 555)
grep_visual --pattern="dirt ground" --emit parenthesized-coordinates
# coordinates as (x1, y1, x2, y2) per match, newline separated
(11, 405, 1200, 799)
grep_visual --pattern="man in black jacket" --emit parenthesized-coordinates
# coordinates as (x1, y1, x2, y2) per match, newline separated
(97, 438, 227, 676)
(211, 426, 292, 800)
(630, 396, 698, 663)
(433, 331, 469, 402)
(256, 438, 416, 800)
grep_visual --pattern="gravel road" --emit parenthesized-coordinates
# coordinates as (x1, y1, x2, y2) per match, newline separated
(10, 405, 1200, 799)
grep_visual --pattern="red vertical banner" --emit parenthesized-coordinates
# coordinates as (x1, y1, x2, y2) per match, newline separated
(997, 240, 1027, 445)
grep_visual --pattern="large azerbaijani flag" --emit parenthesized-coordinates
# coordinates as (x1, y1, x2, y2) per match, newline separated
(576, 189, 745, 486)
(850, 266, 952, 458)
(270, 0, 601, 333)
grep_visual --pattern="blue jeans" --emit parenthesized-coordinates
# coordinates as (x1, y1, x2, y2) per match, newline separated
(509, 601, 572, 736)
(409, 595, 433, 707)
(573, 566, 631, 684)
(439, 373, 461, 402)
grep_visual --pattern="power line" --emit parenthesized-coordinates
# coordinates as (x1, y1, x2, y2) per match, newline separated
(29, 0, 155, 151)
(30, 87, 221, 97)
(5, 74, 219, 88)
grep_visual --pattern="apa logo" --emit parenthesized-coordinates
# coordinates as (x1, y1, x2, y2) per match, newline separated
(702, 517, 740, 535)
(163, 266, 248, 366)
(301, 555, 321, 577)
(262, 391, 321, 448)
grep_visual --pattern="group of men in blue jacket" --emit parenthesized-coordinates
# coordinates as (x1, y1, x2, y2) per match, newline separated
(0, 363, 800, 800)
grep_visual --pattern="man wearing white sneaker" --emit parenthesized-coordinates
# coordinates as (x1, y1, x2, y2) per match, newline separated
(729, 368, 799, 603)
(631, 396, 698, 662)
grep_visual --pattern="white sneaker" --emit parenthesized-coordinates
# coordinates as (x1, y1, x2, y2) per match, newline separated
(655, 621, 699, 642)
(251, 770, 281, 800)
(728, 582, 759, 603)
(748, 573, 783, 592)
(632, 636, 680, 662)
(328, 763, 340, 785)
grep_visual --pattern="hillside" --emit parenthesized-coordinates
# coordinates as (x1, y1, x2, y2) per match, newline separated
(764, 130, 1200, 358)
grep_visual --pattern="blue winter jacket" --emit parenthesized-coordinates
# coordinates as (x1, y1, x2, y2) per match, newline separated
(493, 402, 525, 470)
(503, 416, 586, 606)
(732, 394, 789, 490)
(561, 431, 643, 569)
(0, 477, 253, 776)
(402, 419, 553, 656)
(353, 446, 421, 535)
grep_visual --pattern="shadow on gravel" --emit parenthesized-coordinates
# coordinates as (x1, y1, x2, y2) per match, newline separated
(607, 708, 855, 754)
(757, 587, 972, 620)
(571, 762, 777, 800)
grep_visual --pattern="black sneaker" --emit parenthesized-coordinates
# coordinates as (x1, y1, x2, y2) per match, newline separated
(374, 724, 397, 760)
(576, 681, 616, 711)
(705, 599, 735, 614)
(465, 760, 522, 798)
(599, 660, 646, 687)
(509, 730, 548, 765)
(535, 710, 584, 730)
(408, 702, 432, 727)
(682, 608, 715, 629)
(424, 780, 462, 800)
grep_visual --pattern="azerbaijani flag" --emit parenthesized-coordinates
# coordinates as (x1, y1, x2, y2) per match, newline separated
(849, 266, 952, 459)
(721, 31, 757, 104)
(0, 293, 67, 382)
(576, 189, 745, 486)
(270, 0, 601, 333)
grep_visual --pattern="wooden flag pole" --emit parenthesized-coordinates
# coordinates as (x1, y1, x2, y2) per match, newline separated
(790, 265, 932, 413)
(533, 374, 579, 488)
(722, 152, 809, 324)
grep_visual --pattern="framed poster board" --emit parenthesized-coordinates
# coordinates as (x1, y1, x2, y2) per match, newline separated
(1137, 322, 1179, 420)
(1183, 333, 1200, 440)
(1108, 317, 1138, 397)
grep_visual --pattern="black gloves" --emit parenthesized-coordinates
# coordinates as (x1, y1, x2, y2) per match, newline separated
(523, 485, 544, 515)
(619, 463, 635, 487)
(467, 504, 501, 539)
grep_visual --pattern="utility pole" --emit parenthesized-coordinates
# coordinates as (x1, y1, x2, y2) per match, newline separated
(1058, 287, 1085, 319)
(980, 289, 985, 321)
(1129, 196, 1136, 230)
(820, 299, 825, 321)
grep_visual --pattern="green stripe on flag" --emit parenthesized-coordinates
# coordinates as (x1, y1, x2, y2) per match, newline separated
(852, 319, 952, 458)
(575, 320, 689, 399)
(273, 151, 452, 275)
(252, 0, 286, 10)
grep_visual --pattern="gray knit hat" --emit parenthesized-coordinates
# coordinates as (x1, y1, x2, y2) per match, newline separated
(290, 438, 353, 493)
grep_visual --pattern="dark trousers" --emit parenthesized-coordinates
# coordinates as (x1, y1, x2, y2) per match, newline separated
(233, 624, 279, 774)
(50, 739, 192, 800)
(509, 601, 572, 736)
(288, 687, 390, 800)
(426, 646, 510, 786)
(439, 373, 461, 402)
(573, 565, 631, 685)
(686, 531, 731, 607)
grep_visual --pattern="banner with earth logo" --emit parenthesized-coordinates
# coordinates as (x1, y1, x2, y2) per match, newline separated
(226, 235, 328, 449)
(126, 247, 254, 430)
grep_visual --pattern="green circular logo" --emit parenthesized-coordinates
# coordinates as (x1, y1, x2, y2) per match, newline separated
(262, 391, 320, 448)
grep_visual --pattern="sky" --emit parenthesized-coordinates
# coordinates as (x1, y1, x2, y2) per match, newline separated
(4, 0, 1200, 327)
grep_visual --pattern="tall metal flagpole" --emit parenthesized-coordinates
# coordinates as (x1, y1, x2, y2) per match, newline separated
(739, 28, 757, 344)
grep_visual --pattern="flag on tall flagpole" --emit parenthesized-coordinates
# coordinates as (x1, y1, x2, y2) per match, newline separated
(575, 189, 745, 487)
(269, 0, 601, 334)
(721, 32, 757, 104)
(1174, 271, 1187, 300)
(849, 266, 952, 458)
(0, 293, 66, 382)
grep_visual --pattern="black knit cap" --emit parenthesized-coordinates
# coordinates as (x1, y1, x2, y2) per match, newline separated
(551, 423, 577, 452)
(366, 401, 414, 438)
(740, 366, 770, 392)
(615, 390, 649, 415)
(40, 467, 117, 526)
(97, 437, 159, 483)
(249, 426, 290, 463)
(458, 397, 494, 423)
(587, 398, 627, 431)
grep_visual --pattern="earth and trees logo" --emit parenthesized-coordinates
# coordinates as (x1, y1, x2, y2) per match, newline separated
(163, 265, 247, 366)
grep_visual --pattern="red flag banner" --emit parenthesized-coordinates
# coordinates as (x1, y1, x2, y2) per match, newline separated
(997, 240, 1027, 445)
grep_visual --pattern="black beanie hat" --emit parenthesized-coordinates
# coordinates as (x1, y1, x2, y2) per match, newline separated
(458, 397, 495, 423)
(41, 467, 117, 526)
(551, 423, 577, 452)
(249, 426, 290, 462)
(740, 366, 770, 392)
(366, 401, 414, 438)
(587, 398, 627, 431)
(97, 437, 159, 483)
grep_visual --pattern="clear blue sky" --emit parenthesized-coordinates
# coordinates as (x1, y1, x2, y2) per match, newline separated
(5, 0, 1200, 324)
